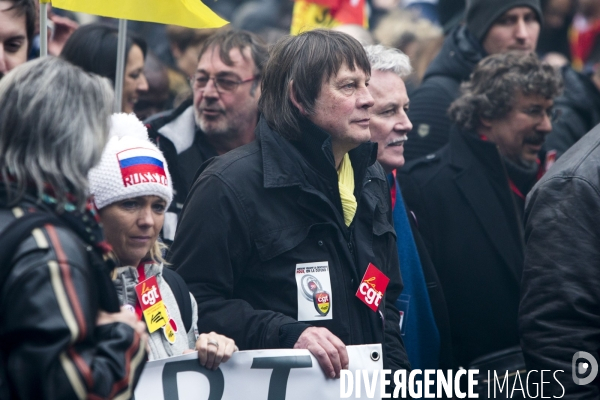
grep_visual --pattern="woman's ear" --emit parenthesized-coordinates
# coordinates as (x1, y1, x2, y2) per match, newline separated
(288, 80, 307, 116)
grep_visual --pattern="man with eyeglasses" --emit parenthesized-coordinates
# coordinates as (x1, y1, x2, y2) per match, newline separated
(398, 52, 562, 375)
(146, 29, 268, 242)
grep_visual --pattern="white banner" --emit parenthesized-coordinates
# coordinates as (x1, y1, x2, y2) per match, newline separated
(134, 344, 383, 400)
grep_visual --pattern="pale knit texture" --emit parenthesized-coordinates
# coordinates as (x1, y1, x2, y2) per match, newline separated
(89, 113, 173, 210)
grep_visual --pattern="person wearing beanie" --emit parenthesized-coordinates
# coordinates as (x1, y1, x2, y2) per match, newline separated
(89, 113, 237, 365)
(403, 0, 542, 162)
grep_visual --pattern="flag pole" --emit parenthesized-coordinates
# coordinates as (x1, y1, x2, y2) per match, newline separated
(39, 1, 49, 56)
(113, 19, 127, 113)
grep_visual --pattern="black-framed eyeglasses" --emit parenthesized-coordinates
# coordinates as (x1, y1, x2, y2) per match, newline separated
(192, 75, 257, 93)
(520, 106, 562, 123)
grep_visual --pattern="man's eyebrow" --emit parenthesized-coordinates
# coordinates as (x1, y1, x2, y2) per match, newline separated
(6, 35, 26, 41)
(214, 71, 240, 78)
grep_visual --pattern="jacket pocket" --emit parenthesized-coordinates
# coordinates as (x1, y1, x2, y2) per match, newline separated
(372, 206, 396, 239)
(254, 223, 330, 262)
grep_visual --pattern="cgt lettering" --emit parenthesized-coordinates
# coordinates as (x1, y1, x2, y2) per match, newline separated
(317, 293, 329, 303)
(142, 285, 160, 306)
(359, 282, 382, 308)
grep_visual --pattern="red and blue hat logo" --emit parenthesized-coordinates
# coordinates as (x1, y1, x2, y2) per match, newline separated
(116, 147, 168, 187)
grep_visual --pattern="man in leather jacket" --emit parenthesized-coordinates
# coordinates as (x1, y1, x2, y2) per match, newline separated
(520, 122, 600, 398)
(169, 30, 410, 380)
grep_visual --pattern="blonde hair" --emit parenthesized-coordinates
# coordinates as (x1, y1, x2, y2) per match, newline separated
(149, 241, 170, 265)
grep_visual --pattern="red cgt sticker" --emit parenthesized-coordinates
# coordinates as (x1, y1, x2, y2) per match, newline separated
(355, 263, 390, 312)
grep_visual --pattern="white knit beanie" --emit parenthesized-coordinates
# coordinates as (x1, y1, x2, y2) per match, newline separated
(89, 113, 173, 210)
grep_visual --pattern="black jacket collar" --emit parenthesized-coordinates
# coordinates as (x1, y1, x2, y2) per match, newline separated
(257, 116, 379, 191)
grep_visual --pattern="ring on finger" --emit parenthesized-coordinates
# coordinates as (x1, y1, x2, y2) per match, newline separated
(207, 339, 219, 349)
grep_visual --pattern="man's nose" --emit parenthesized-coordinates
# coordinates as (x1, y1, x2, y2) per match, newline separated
(394, 110, 413, 132)
(202, 78, 220, 98)
(515, 18, 529, 41)
(537, 112, 553, 133)
(358, 87, 374, 109)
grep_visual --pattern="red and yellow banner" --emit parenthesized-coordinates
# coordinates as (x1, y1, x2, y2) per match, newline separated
(291, 0, 367, 35)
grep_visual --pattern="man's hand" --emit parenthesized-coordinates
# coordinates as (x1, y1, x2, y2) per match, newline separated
(294, 327, 349, 379)
(48, 14, 79, 56)
(195, 332, 238, 370)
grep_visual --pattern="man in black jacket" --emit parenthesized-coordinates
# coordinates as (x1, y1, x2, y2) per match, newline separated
(544, 62, 600, 159)
(404, 0, 542, 162)
(170, 30, 410, 378)
(520, 123, 600, 399)
(146, 29, 267, 242)
(399, 52, 562, 369)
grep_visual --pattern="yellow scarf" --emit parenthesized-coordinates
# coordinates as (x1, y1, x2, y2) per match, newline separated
(337, 153, 357, 227)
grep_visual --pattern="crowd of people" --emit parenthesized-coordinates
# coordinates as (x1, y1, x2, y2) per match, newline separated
(0, 0, 600, 399)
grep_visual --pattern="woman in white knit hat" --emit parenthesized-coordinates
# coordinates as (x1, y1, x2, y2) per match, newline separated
(89, 113, 237, 366)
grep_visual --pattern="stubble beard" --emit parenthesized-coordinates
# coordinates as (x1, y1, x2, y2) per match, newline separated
(194, 107, 234, 139)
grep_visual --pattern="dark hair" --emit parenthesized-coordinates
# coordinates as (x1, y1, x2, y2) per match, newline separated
(61, 23, 147, 86)
(449, 51, 562, 130)
(4, 0, 35, 51)
(259, 30, 371, 140)
(196, 28, 268, 90)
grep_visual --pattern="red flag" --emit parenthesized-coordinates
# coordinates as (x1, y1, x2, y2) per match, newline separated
(291, 0, 367, 35)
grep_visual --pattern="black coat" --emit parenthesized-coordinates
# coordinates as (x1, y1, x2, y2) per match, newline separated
(521, 123, 600, 399)
(399, 128, 524, 368)
(169, 117, 410, 372)
(544, 66, 600, 158)
(404, 26, 485, 162)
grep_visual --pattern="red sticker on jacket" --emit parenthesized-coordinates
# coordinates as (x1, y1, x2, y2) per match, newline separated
(355, 263, 390, 312)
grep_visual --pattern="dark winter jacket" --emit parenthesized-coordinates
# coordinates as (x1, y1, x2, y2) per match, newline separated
(169, 117, 410, 372)
(544, 66, 600, 158)
(399, 127, 525, 368)
(145, 98, 218, 242)
(0, 193, 146, 399)
(404, 26, 485, 162)
(520, 123, 600, 399)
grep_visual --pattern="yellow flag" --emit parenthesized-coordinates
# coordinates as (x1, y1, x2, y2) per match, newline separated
(51, 0, 228, 29)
